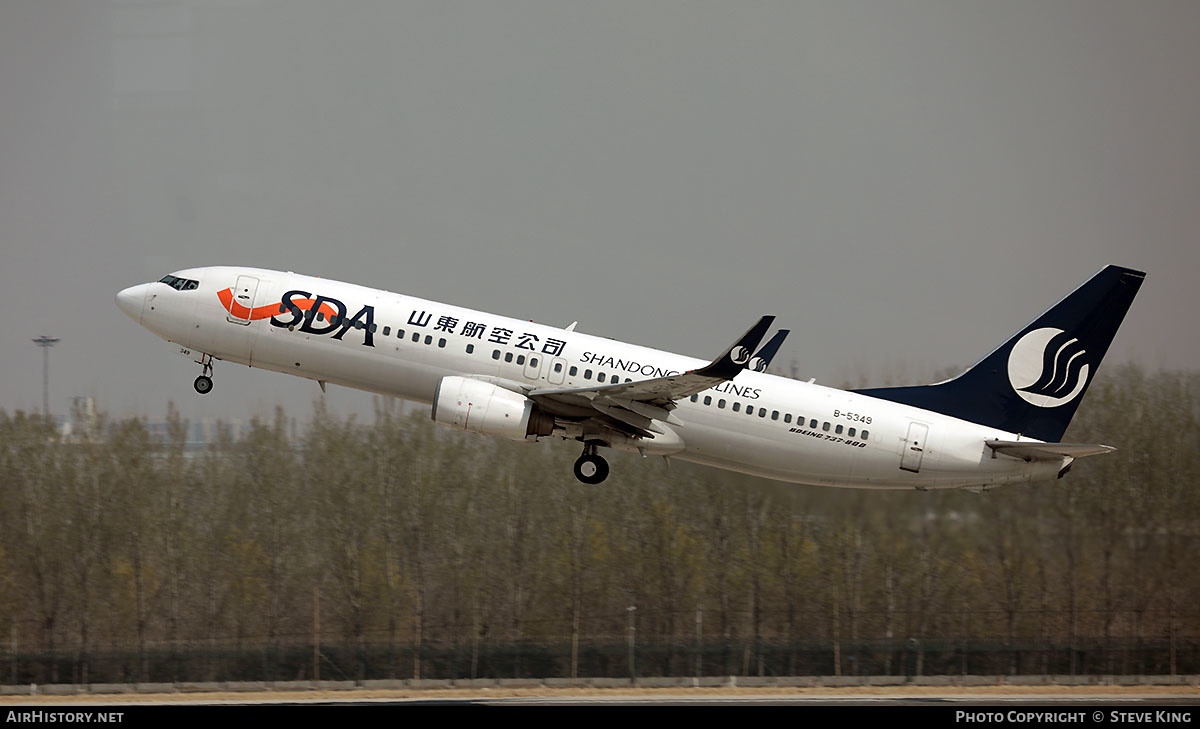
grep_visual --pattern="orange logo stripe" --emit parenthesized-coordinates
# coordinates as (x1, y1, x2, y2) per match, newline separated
(217, 288, 338, 322)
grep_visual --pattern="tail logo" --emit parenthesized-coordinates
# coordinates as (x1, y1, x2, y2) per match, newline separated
(730, 346, 751, 365)
(748, 357, 768, 372)
(1007, 327, 1090, 408)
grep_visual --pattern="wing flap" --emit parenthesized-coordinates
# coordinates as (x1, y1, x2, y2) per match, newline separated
(597, 396, 683, 426)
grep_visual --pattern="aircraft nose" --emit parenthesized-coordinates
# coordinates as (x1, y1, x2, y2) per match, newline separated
(115, 283, 150, 323)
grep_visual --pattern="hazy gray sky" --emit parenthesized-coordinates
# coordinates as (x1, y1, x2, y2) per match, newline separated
(2, 0, 1197, 422)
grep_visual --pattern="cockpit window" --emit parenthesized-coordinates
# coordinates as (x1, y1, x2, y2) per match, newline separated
(159, 275, 199, 291)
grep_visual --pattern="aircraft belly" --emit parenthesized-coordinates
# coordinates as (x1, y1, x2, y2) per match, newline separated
(674, 405, 1053, 489)
(251, 326, 444, 402)
(678, 411, 854, 486)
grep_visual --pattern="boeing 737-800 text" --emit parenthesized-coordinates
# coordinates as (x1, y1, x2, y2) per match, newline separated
(116, 265, 1143, 488)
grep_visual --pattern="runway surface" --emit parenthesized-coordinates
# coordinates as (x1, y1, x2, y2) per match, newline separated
(4, 685, 1198, 707)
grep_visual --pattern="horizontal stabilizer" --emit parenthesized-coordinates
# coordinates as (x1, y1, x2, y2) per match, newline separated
(986, 440, 1116, 461)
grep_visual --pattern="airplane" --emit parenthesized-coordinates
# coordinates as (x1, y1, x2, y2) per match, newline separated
(116, 265, 1144, 489)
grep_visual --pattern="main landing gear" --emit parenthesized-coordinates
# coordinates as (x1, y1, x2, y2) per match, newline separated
(193, 353, 215, 395)
(573, 443, 609, 485)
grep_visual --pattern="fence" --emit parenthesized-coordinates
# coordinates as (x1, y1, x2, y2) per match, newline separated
(7, 636, 1199, 686)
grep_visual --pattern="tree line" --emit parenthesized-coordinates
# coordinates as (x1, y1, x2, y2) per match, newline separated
(1, 364, 1197, 684)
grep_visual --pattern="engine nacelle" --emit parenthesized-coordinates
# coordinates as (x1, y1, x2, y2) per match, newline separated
(432, 376, 554, 441)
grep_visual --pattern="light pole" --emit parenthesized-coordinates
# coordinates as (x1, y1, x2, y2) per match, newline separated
(627, 605, 637, 683)
(32, 336, 60, 420)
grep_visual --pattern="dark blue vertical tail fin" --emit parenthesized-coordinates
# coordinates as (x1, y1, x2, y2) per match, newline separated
(854, 266, 1145, 442)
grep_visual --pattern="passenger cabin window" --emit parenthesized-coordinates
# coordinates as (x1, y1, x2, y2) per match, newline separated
(383, 326, 391, 336)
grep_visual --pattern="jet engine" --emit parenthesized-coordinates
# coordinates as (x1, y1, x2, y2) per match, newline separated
(432, 376, 555, 441)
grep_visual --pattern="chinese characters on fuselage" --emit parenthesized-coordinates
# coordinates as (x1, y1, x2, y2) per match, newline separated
(408, 309, 567, 356)
(269, 295, 763, 400)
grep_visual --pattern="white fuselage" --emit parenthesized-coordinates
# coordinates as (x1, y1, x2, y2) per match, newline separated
(118, 266, 1064, 490)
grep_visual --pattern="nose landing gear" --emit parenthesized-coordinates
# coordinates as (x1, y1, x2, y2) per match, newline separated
(193, 353, 215, 395)
(573, 443, 609, 485)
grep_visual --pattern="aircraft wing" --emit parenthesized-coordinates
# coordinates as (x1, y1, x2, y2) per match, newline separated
(528, 316, 775, 438)
(986, 440, 1116, 461)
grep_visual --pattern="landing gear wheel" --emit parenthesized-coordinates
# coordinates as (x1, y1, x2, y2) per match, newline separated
(573, 453, 609, 485)
(193, 353, 215, 394)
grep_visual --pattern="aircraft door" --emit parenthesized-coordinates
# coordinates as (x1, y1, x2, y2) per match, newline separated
(900, 422, 929, 473)
(226, 275, 261, 325)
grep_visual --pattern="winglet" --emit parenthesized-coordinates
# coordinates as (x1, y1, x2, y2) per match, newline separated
(748, 329, 790, 372)
(692, 316, 775, 379)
